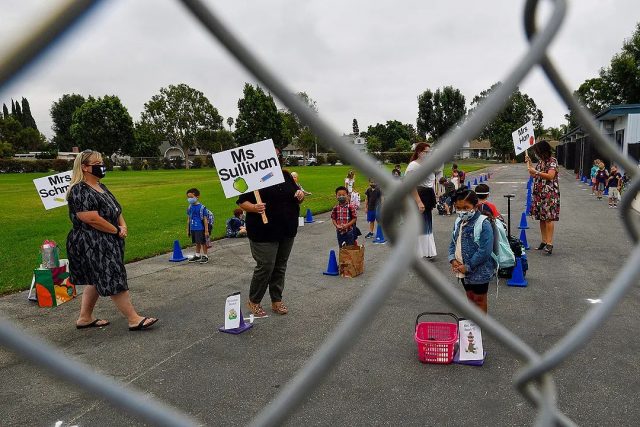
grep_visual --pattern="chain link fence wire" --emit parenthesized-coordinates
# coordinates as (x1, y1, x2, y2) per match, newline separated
(1, 0, 639, 426)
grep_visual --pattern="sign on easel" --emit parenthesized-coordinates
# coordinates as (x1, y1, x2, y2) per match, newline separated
(219, 292, 253, 335)
(457, 319, 484, 362)
(511, 120, 536, 156)
(33, 171, 73, 210)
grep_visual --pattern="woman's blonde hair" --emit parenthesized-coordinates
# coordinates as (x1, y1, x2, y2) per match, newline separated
(67, 150, 103, 199)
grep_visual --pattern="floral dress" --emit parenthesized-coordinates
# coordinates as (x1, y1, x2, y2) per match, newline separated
(66, 182, 128, 296)
(530, 156, 560, 221)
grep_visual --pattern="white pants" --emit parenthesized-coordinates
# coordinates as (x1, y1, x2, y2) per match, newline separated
(416, 234, 437, 258)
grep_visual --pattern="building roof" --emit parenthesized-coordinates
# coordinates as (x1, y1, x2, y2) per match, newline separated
(469, 139, 492, 149)
(595, 104, 640, 121)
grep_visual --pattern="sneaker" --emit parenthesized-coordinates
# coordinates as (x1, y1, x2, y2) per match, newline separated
(188, 255, 201, 263)
(364, 232, 374, 239)
(199, 255, 209, 264)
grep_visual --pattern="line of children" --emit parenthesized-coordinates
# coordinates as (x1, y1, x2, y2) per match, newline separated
(186, 188, 211, 263)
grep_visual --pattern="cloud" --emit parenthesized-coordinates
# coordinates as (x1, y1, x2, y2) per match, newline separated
(0, 0, 638, 140)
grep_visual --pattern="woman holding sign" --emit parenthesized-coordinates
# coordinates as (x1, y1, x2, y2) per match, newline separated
(525, 140, 560, 255)
(237, 149, 305, 316)
(66, 150, 158, 331)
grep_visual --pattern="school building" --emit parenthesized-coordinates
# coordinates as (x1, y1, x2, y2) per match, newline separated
(557, 104, 640, 176)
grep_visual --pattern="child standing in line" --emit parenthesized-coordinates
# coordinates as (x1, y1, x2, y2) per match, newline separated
(186, 188, 210, 263)
(331, 186, 358, 247)
(595, 161, 609, 200)
(350, 187, 361, 211)
(474, 183, 502, 220)
(448, 189, 496, 313)
(607, 165, 622, 208)
(364, 178, 382, 238)
(590, 159, 600, 196)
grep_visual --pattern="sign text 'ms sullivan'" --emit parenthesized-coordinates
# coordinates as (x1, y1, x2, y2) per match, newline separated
(218, 148, 278, 181)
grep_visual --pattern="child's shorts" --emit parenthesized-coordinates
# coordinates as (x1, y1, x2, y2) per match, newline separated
(191, 230, 206, 244)
(366, 209, 378, 223)
(461, 279, 489, 295)
(609, 188, 620, 200)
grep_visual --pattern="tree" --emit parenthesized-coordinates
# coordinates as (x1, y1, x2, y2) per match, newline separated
(141, 83, 223, 168)
(352, 118, 359, 135)
(290, 92, 321, 160)
(132, 121, 162, 157)
(70, 95, 136, 156)
(51, 94, 86, 151)
(544, 126, 564, 141)
(417, 86, 466, 140)
(226, 116, 234, 131)
(20, 97, 37, 130)
(2, 104, 8, 119)
(0, 115, 46, 152)
(362, 120, 417, 152)
(470, 83, 543, 162)
(234, 83, 284, 147)
(13, 100, 22, 124)
(195, 129, 236, 154)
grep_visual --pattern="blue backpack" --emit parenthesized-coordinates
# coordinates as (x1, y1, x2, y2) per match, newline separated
(453, 214, 515, 270)
(196, 204, 214, 232)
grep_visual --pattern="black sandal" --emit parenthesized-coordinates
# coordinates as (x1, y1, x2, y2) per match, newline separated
(535, 242, 546, 250)
(76, 319, 110, 329)
(129, 317, 159, 331)
(544, 244, 553, 255)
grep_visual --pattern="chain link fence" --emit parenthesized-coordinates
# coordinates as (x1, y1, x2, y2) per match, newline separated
(1, 0, 639, 426)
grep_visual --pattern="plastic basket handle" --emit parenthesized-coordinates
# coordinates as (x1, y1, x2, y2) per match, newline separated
(415, 312, 459, 327)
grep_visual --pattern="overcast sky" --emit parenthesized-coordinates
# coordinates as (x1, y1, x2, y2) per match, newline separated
(1, 0, 639, 140)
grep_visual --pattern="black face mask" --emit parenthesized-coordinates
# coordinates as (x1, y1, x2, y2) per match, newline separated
(90, 164, 107, 179)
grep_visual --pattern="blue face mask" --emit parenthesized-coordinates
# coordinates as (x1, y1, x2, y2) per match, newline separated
(187, 197, 198, 205)
(457, 209, 475, 221)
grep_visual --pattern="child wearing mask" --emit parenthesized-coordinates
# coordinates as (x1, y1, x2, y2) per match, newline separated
(364, 178, 382, 238)
(331, 186, 358, 247)
(448, 189, 496, 313)
(186, 188, 211, 263)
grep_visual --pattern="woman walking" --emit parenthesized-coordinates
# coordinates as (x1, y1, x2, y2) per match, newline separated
(67, 150, 158, 331)
(405, 142, 437, 259)
(525, 140, 560, 255)
(237, 149, 305, 316)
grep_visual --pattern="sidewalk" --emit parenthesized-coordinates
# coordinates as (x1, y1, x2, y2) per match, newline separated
(0, 164, 638, 426)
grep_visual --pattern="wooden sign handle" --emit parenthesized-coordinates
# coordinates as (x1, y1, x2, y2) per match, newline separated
(254, 190, 268, 224)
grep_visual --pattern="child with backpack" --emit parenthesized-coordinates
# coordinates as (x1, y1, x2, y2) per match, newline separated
(448, 189, 513, 313)
(186, 187, 214, 263)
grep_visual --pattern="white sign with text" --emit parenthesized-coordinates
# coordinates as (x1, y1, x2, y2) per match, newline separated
(212, 139, 284, 198)
(33, 171, 73, 210)
(224, 293, 242, 330)
(458, 319, 484, 361)
(511, 120, 536, 156)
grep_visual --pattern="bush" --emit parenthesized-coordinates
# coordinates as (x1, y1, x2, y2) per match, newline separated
(387, 150, 408, 165)
(131, 158, 143, 171)
(0, 159, 22, 173)
(287, 157, 300, 167)
(315, 154, 326, 165)
(34, 159, 52, 172)
(204, 155, 214, 168)
(192, 157, 203, 169)
(327, 153, 338, 165)
(149, 158, 161, 170)
(170, 157, 184, 169)
(52, 159, 72, 172)
(21, 162, 37, 173)
(104, 158, 114, 171)
(162, 157, 173, 169)
(118, 161, 129, 171)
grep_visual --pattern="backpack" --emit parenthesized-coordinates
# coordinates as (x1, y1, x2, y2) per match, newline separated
(453, 214, 515, 270)
(196, 204, 214, 232)
(498, 234, 528, 278)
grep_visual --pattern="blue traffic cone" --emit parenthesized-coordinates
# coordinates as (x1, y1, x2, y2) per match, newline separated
(479, 176, 484, 183)
(466, 181, 471, 190)
(584, 177, 591, 185)
(373, 224, 386, 244)
(304, 208, 314, 223)
(604, 187, 609, 196)
(518, 211, 529, 229)
(507, 257, 528, 287)
(473, 178, 478, 186)
(527, 177, 533, 190)
(169, 240, 188, 262)
(519, 228, 530, 250)
(323, 250, 339, 276)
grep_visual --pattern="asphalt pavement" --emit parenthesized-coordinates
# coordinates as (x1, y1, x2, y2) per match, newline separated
(0, 163, 638, 426)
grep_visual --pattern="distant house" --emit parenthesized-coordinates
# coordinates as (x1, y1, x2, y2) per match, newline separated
(456, 139, 495, 159)
(158, 141, 208, 159)
(282, 144, 304, 157)
(557, 104, 640, 176)
(341, 134, 367, 153)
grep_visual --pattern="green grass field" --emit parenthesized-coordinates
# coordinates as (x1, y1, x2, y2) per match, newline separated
(0, 160, 490, 294)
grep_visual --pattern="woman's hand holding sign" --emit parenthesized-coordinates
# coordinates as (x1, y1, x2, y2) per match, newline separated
(294, 189, 304, 202)
(252, 202, 266, 214)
